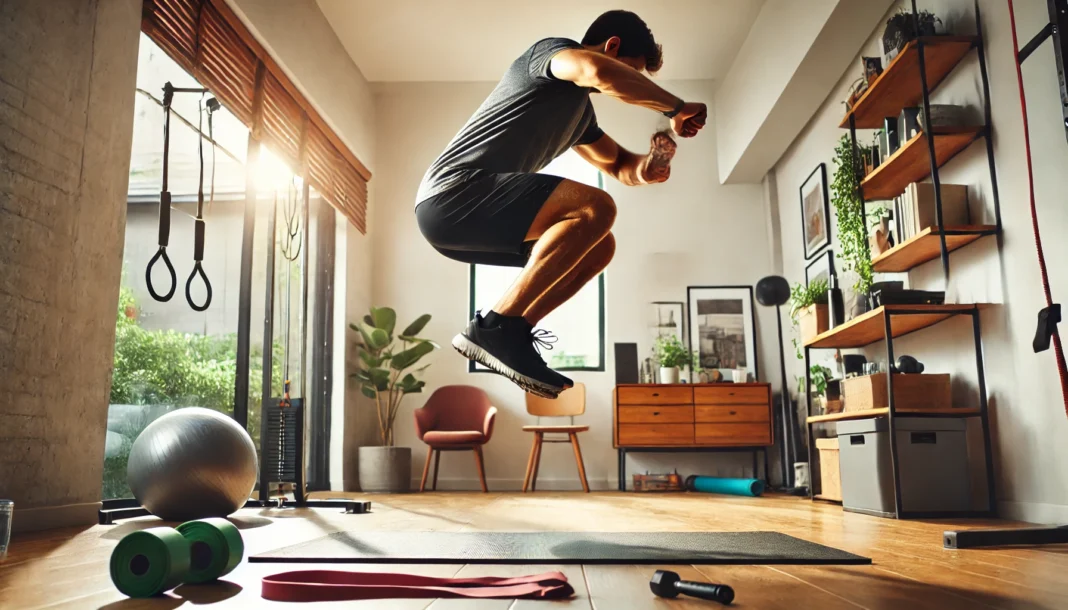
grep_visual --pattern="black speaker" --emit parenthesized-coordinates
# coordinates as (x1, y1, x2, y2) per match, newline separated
(614, 343, 639, 384)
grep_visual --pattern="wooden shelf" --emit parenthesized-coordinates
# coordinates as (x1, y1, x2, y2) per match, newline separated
(861, 127, 983, 201)
(804, 304, 985, 349)
(807, 407, 981, 424)
(841, 36, 980, 129)
(871, 225, 997, 272)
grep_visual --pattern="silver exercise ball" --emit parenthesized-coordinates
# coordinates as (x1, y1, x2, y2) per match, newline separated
(127, 407, 257, 521)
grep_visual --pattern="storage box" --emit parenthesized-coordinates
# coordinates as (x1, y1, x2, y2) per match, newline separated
(837, 418, 971, 516)
(842, 373, 951, 412)
(815, 437, 842, 502)
(632, 471, 684, 492)
(798, 304, 829, 344)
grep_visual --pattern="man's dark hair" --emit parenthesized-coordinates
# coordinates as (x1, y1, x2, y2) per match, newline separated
(581, 10, 663, 74)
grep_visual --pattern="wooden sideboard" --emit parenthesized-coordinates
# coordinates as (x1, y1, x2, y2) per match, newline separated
(612, 383, 773, 491)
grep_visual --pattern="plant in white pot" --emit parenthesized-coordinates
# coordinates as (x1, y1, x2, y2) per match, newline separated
(654, 334, 692, 384)
(350, 307, 437, 493)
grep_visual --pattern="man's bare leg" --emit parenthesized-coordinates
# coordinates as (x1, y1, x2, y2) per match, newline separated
(491, 180, 616, 318)
(523, 232, 614, 323)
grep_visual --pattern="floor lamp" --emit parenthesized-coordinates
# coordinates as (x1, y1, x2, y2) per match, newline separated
(755, 276, 804, 491)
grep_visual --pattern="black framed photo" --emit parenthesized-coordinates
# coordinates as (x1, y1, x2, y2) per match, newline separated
(805, 249, 835, 287)
(686, 286, 758, 382)
(799, 164, 831, 259)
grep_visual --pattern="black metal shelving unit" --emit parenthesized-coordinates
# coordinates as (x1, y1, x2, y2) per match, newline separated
(803, 1, 1001, 519)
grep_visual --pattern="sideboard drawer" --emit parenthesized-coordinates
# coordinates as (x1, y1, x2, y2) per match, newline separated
(618, 386, 693, 405)
(618, 405, 694, 424)
(695, 423, 771, 445)
(694, 386, 768, 405)
(695, 405, 769, 424)
(618, 424, 694, 445)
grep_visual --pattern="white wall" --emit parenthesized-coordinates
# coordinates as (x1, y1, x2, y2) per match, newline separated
(769, 0, 1068, 523)
(371, 80, 777, 490)
(715, 0, 895, 184)
(225, 0, 376, 491)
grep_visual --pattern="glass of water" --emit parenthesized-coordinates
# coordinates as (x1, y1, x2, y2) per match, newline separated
(0, 500, 12, 560)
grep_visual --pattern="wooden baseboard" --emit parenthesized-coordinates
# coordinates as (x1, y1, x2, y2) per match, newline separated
(13, 501, 101, 533)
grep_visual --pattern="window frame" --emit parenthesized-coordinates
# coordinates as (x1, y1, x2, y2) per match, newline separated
(466, 172, 607, 374)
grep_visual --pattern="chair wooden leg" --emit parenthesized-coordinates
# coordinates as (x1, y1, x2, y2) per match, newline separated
(432, 450, 441, 491)
(522, 434, 539, 492)
(473, 446, 488, 492)
(530, 432, 544, 492)
(570, 432, 590, 493)
(420, 448, 434, 492)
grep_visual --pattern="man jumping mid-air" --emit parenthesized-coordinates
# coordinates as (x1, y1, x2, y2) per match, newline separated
(415, 10, 707, 399)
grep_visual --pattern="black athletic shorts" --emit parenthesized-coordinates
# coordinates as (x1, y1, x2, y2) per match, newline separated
(415, 172, 564, 268)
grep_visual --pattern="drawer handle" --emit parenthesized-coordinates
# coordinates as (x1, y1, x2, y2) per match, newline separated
(652, 392, 660, 397)
(653, 411, 661, 416)
(729, 411, 736, 415)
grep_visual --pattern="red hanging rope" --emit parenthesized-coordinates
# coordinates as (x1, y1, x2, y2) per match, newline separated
(1006, 0, 1068, 417)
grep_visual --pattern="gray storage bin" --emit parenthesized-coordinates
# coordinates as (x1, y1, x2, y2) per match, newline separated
(837, 417, 970, 517)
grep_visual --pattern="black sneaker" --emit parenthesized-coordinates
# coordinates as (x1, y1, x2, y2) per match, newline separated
(452, 313, 570, 399)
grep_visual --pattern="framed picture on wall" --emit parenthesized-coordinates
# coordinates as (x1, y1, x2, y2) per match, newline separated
(805, 249, 835, 287)
(650, 301, 685, 345)
(687, 286, 758, 382)
(799, 163, 831, 259)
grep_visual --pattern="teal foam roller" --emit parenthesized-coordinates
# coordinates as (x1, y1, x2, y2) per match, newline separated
(685, 475, 765, 497)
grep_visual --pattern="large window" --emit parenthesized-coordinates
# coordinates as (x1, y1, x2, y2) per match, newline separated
(103, 35, 328, 499)
(469, 151, 606, 372)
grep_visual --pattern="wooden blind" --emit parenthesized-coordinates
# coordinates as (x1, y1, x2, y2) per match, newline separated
(141, 0, 371, 232)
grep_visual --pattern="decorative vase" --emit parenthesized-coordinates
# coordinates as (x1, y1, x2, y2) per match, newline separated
(659, 366, 679, 384)
(358, 446, 412, 493)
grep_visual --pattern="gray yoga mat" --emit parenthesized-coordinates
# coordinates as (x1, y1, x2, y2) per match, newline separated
(250, 531, 870, 565)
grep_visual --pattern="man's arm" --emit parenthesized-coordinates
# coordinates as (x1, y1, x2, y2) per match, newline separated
(573, 133, 668, 187)
(550, 49, 706, 136)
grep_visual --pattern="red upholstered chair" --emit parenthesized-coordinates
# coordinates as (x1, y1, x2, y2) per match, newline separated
(414, 385, 497, 492)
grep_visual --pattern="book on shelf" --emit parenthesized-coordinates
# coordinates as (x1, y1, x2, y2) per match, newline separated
(900, 183, 968, 238)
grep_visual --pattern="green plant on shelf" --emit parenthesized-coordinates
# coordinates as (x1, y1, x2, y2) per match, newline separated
(797, 365, 835, 398)
(654, 334, 692, 369)
(788, 279, 829, 322)
(788, 279, 828, 360)
(832, 133, 873, 296)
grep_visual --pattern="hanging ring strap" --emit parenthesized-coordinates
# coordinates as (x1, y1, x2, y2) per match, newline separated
(185, 96, 219, 312)
(146, 83, 177, 302)
(261, 570, 575, 602)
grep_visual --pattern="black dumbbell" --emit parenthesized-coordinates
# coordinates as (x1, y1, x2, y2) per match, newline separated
(650, 570, 734, 605)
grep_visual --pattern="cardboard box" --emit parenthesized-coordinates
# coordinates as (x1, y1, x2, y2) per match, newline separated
(816, 437, 842, 502)
(842, 373, 952, 411)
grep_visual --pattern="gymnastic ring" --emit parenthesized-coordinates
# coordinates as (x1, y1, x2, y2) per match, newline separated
(146, 247, 177, 302)
(185, 262, 213, 312)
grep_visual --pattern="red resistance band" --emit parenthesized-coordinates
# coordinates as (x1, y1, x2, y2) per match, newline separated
(261, 570, 575, 602)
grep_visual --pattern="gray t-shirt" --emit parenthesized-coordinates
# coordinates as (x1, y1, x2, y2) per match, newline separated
(416, 38, 604, 204)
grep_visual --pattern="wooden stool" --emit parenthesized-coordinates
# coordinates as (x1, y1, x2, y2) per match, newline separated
(521, 383, 589, 493)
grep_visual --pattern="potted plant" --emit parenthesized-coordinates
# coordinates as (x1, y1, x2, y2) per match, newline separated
(790, 279, 830, 346)
(882, 10, 944, 58)
(831, 134, 873, 317)
(798, 365, 835, 414)
(350, 307, 437, 493)
(654, 334, 692, 384)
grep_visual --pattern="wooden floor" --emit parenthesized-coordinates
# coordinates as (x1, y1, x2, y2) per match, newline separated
(2, 492, 1066, 609)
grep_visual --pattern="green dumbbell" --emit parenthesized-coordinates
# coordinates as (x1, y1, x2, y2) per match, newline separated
(110, 518, 244, 598)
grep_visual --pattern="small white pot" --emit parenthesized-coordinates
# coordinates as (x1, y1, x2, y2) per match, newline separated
(659, 366, 680, 384)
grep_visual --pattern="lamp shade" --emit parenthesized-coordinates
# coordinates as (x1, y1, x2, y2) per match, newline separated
(756, 276, 790, 307)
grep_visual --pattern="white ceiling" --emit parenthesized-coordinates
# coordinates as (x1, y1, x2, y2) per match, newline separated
(316, 0, 766, 82)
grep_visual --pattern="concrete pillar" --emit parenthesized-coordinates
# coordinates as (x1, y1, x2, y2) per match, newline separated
(0, 0, 141, 531)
